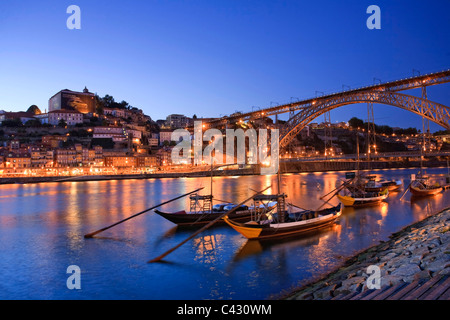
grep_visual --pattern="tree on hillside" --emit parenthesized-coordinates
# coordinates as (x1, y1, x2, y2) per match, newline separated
(393, 127, 418, 135)
(1, 118, 22, 127)
(24, 119, 42, 127)
(95, 94, 105, 115)
(58, 119, 67, 127)
(102, 94, 115, 107)
(433, 129, 450, 136)
(96, 94, 132, 110)
(348, 117, 364, 129)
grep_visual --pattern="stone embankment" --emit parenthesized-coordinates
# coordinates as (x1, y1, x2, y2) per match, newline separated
(286, 207, 450, 300)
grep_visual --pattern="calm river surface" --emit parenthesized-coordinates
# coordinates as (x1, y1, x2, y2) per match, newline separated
(0, 168, 449, 300)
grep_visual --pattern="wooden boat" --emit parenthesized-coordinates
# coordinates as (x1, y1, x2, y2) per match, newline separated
(223, 152, 344, 240)
(363, 175, 385, 192)
(224, 190, 342, 240)
(409, 180, 442, 197)
(339, 171, 389, 207)
(154, 206, 253, 227)
(154, 194, 276, 227)
(379, 179, 402, 191)
(337, 188, 388, 207)
(407, 136, 443, 197)
(224, 201, 342, 240)
(362, 175, 402, 192)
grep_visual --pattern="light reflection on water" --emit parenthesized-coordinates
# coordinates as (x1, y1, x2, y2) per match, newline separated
(0, 168, 449, 299)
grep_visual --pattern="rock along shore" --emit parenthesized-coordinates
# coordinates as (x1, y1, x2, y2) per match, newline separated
(285, 206, 450, 300)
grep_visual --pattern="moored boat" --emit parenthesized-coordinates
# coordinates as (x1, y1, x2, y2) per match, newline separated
(154, 206, 253, 227)
(409, 180, 443, 197)
(363, 175, 402, 192)
(363, 175, 385, 192)
(337, 188, 388, 207)
(408, 172, 443, 197)
(154, 193, 277, 227)
(224, 202, 342, 240)
(379, 179, 402, 191)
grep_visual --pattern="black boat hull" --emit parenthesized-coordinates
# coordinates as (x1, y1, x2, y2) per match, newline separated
(154, 209, 253, 227)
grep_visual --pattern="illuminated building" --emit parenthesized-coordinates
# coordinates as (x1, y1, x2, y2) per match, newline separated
(48, 87, 96, 114)
(48, 109, 83, 126)
(5, 154, 31, 168)
(93, 126, 128, 142)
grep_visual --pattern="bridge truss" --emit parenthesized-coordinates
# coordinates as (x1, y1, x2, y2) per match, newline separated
(204, 69, 450, 150)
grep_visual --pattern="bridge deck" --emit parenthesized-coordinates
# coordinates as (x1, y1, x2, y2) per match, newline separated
(205, 69, 450, 126)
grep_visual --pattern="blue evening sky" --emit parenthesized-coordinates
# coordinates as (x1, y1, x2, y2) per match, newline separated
(0, 0, 449, 131)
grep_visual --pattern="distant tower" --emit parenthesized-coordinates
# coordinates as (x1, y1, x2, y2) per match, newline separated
(83, 86, 89, 93)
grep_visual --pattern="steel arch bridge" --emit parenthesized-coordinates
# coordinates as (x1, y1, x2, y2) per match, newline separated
(204, 69, 450, 150)
(280, 90, 450, 150)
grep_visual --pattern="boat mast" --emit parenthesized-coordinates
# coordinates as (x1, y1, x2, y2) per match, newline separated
(356, 132, 360, 174)
(275, 162, 287, 223)
(419, 118, 424, 178)
(356, 131, 361, 187)
(210, 153, 213, 197)
(420, 84, 428, 177)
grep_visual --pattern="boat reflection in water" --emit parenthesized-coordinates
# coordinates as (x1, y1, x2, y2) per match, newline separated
(410, 192, 445, 217)
(232, 223, 342, 262)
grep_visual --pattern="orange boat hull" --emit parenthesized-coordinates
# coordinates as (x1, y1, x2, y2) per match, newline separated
(409, 185, 442, 197)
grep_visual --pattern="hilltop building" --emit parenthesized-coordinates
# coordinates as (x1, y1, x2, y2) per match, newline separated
(49, 87, 96, 114)
(165, 114, 193, 128)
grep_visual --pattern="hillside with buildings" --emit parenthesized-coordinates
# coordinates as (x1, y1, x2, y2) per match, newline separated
(1, 87, 449, 177)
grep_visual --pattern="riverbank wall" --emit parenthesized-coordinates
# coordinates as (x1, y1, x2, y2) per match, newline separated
(0, 159, 448, 185)
(284, 207, 450, 300)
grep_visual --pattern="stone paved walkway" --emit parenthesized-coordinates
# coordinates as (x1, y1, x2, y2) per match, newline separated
(286, 207, 450, 300)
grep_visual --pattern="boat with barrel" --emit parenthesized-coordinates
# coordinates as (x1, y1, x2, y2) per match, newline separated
(155, 161, 277, 227)
(337, 188, 388, 207)
(155, 193, 276, 227)
(337, 171, 389, 207)
(363, 175, 384, 192)
(378, 179, 402, 191)
(224, 192, 342, 240)
(337, 134, 395, 206)
(406, 136, 443, 197)
(363, 175, 402, 192)
(409, 173, 443, 197)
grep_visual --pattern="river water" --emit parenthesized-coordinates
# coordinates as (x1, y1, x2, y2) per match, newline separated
(0, 168, 449, 300)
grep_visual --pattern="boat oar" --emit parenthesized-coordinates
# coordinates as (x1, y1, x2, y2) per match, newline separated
(319, 178, 353, 200)
(315, 183, 347, 212)
(148, 185, 271, 263)
(84, 187, 204, 238)
(319, 186, 340, 200)
(399, 182, 412, 202)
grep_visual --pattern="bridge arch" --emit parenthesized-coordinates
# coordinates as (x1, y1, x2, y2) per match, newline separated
(280, 91, 450, 150)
